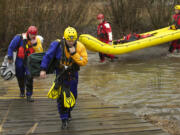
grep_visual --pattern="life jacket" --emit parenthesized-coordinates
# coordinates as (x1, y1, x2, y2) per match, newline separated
(56, 39, 80, 73)
(18, 45, 35, 59)
(17, 35, 35, 59)
(173, 14, 180, 29)
(97, 21, 112, 43)
(17, 34, 43, 59)
(55, 39, 74, 66)
(97, 22, 108, 39)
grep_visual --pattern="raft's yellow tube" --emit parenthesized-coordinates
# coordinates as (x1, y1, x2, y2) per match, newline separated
(79, 27, 180, 55)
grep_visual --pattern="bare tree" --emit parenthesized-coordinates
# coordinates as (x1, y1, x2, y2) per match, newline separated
(99, 0, 146, 39)
(144, 0, 178, 29)
(0, 0, 92, 51)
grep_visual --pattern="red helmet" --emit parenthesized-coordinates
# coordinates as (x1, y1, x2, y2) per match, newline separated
(97, 14, 104, 20)
(27, 26, 38, 35)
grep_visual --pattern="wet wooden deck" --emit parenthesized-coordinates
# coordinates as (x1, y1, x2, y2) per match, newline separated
(0, 78, 170, 135)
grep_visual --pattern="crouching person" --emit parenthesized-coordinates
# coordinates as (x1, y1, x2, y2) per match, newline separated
(40, 27, 88, 129)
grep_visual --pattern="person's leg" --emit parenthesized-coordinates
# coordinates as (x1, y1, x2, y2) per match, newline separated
(56, 72, 78, 129)
(54, 72, 70, 129)
(69, 72, 78, 99)
(99, 53, 105, 62)
(105, 54, 116, 62)
(107, 54, 115, 60)
(16, 77, 25, 97)
(15, 58, 26, 97)
(177, 40, 180, 53)
(57, 97, 69, 129)
(26, 75, 34, 102)
(68, 72, 78, 120)
(25, 67, 34, 102)
(59, 72, 78, 123)
(169, 41, 177, 53)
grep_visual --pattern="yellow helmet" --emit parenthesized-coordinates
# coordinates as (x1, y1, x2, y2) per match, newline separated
(175, 5, 180, 10)
(64, 27, 77, 41)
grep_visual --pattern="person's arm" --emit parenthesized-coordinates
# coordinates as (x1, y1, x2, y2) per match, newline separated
(97, 25, 100, 39)
(7, 35, 22, 61)
(40, 41, 59, 71)
(70, 43, 88, 66)
(40, 41, 61, 79)
(104, 22, 113, 43)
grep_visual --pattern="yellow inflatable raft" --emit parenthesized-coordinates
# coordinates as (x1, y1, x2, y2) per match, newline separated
(79, 26, 180, 55)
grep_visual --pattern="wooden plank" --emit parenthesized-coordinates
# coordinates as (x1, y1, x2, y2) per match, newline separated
(26, 129, 169, 135)
(0, 83, 169, 135)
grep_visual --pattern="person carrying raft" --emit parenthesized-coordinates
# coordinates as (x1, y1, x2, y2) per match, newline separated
(97, 13, 116, 62)
(169, 5, 180, 53)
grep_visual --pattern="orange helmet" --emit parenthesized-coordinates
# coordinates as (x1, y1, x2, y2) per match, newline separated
(97, 14, 104, 20)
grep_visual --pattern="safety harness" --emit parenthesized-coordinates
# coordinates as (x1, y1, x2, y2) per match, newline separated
(97, 21, 109, 40)
(16, 34, 35, 65)
(54, 39, 80, 87)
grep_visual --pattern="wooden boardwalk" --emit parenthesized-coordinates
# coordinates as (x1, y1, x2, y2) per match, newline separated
(0, 78, 170, 135)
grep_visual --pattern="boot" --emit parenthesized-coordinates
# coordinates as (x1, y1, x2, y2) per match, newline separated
(20, 92, 25, 97)
(68, 111, 72, 121)
(61, 119, 68, 129)
(17, 77, 25, 97)
(100, 59, 105, 63)
(27, 95, 34, 102)
(20, 89, 25, 97)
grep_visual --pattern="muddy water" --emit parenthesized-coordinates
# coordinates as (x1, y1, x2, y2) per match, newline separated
(1, 45, 180, 134)
(80, 51, 180, 116)
(79, 45, 180, 134)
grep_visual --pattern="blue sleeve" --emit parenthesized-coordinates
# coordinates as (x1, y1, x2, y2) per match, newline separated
(7, 35, 22, 59)
(40, 41, 61, 71)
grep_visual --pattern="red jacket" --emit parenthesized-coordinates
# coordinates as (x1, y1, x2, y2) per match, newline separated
(173, 14, 180, 29)
(97, 21, 112, 43)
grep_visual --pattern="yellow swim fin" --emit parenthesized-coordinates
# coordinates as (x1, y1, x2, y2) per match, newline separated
(47, 82, 61, 99)
(62, 86, 76, 108)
